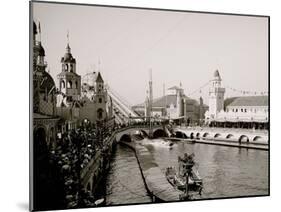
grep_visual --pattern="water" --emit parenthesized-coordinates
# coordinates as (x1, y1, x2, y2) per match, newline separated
(105, 138, 268, 204)
(105, 145, 151, 205)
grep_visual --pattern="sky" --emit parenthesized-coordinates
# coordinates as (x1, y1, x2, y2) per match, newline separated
(32, 2, 268, 106)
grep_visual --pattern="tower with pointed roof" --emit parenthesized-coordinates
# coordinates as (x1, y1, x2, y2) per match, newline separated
(208, 70, 225, 119)
(95, 72, 107, 120)
(57, 33, 81, 102)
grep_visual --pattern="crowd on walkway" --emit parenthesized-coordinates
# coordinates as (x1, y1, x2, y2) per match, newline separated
(48, 123, 118, 208)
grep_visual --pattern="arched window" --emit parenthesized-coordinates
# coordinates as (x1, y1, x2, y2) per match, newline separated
(67, 80, 72, 89)
(75, 81, 78, 89)
(61, 80, 65, 89)
(99, 98, 102, 103)
(65, 64, 68, 71)
(97, 108, 103, 119)
(70, 64, 73, 72)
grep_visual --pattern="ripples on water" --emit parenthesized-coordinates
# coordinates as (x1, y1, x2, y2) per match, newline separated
(144, 138, 268, 199)
(106, 139, 268, 204)
(105, 145, 151, 205)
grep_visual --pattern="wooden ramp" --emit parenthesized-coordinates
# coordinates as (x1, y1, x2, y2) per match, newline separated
(135, 144, 182, 201)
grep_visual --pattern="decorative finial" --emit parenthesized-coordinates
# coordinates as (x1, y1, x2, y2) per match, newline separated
(66, 30, 71, 53)
(38, 21, 41, 42)
(67, 30, 69, 45)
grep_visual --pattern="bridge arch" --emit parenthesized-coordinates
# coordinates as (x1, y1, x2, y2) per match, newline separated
(190, 132, 194, 139)
(175, 131, 188, 138)
(226, 134, 234, 139)
(120, 134, 132, 142)
(239, 135, 249, 143)
(153, 129, 166, 138)
(140, 130, 148, 137)
(202, 132, 210, 138)
(214, 133, 222, 138)
(253, 136, 262, 142)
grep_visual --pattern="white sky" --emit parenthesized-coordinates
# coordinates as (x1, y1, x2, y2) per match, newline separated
(32, 2, 268, 106)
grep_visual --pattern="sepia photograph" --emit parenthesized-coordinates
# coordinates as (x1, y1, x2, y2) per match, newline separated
(30, 1, 269, 211)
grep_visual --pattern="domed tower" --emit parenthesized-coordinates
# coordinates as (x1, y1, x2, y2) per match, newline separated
(208, 70, 225, 119)
(57, 33, 81, 102)
(33, 22, 57, 116)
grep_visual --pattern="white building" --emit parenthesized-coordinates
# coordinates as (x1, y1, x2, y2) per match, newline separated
(205, 70, 268, 129)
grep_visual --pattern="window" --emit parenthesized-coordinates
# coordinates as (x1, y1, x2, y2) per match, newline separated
(245, 109, 247, 113)
(236, 109, 238, 112)
(241, 109, 243, 112)
(61, 80, 65, 89)
(75, 81, 78, 89)
(67, 81, 72, 89)
(97, 108, 103, 119)
(70, 64, 73, 72)
(99, 98, 102, 103)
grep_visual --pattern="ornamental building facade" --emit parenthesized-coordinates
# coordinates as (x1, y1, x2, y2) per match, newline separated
(205, 70, 268, 129)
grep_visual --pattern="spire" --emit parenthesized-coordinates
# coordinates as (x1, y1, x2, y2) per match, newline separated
(66, 30, 71, 53)
(96, 72, 104, 83)
(38, 21, 41, 42)
(67, 30, 69, 45)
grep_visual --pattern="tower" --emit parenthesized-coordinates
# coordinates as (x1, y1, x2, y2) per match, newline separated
(148, 69, 153, 137)
(33, 22, 56, 116)
(57, 32, 81, 102)
(176, 83, 184, 118)
(208, 70, 225, 119)
(149, 69, 153, 117)
(95, 72, 107, 121)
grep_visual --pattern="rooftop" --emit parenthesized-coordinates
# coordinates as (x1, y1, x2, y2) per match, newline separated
(225, 96, 268, 107)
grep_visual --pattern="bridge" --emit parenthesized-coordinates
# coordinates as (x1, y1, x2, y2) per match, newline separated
(114, 125, 166, 142)
(173, 126, 268, 144)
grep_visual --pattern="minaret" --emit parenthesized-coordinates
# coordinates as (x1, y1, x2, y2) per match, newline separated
(57, 32, 81, 102)
(199, 96, 204, 125)
(148, 69, 153, 137)
(176, 82, 183, 118)
(208, 70, 225, 119)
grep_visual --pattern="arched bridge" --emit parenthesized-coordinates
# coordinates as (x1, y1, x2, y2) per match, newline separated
(115, 125, 167, 142)
(174, 127, 268, 144)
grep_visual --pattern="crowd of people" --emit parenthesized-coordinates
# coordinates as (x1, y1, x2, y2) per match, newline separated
(47, 122, 118, 208)
(43, 120, 166, 208)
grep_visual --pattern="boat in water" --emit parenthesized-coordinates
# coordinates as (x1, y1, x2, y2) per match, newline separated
(165, 153, 203, 199)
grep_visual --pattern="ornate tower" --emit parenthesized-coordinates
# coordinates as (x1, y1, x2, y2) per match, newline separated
(208, 70, 225, 119)
(57, 33, 81, 102)
(33, 22, 56, 116)
(95, 72, 107, 121)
